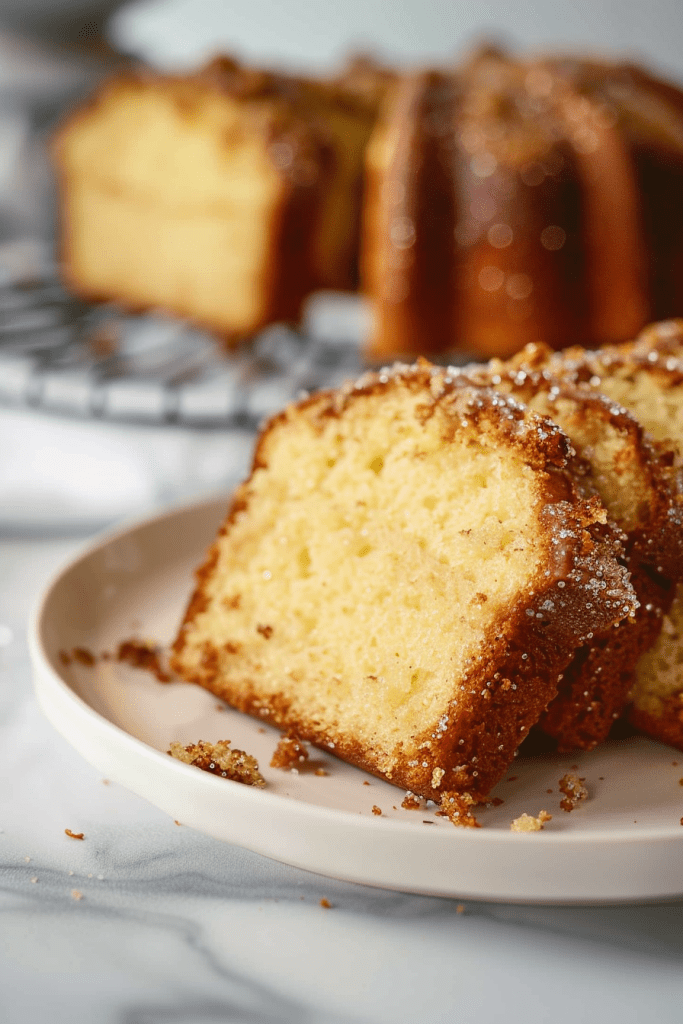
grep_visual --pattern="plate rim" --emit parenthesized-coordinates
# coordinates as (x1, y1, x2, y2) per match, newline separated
(28, 493, 683, 902)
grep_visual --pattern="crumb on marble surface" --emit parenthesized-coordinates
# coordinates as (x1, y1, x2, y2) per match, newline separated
(401, 792, 421, 810)
(168, 740, 265, 787)
(320, 898, 332, 908)
(65, 829, 84, 840)
(71, 889, 83, 900)
(371, 805, 382, 816)
(510, 811, 552, 832)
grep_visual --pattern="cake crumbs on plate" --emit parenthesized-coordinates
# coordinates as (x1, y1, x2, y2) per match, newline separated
(117, 638, 171, 682)
(65, 829, 84, 840)
(510, 810, 552, 832)
(71, 889, 83, 901)
(30, 877, 37, 884)
(456, 904, 465, 914)
(401, 791, 421, 810)
(168, 740, 265, 787)
(371, 805, 382, 816)
(363, 781, 370, 786)
(558, 773, 588, 811)
(437, 791, 481, 828)
(270, 733, 309, 769)
(73, 646, 96, 666)
(485, 796, 504, 807)
(314, 767, 328, 776)
(320, 898, 332, 908)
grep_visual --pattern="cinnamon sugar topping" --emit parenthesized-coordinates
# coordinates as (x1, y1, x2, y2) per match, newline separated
(168, 740, 265, 787)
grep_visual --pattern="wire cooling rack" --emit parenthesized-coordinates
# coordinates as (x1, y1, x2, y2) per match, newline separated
(0, 244, 367, 430)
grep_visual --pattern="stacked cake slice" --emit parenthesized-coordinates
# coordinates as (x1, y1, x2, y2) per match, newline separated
(511, 319, 683, 752)
(171, 320, 683, 804)
(171, 362, 637, 803)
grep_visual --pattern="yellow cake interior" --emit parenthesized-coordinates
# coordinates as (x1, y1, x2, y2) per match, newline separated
(177, 386, 552, 762)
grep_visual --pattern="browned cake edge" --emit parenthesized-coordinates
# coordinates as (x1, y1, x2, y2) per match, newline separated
(506, 323, 683, 749)
(457, 357, 683, 749)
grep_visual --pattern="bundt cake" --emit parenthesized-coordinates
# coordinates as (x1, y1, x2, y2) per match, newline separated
(53, 55, 387, 341)
(171, 362, 636, 802)
(362, 47, 683, 361)
(512, 319, 683, 750)
(460, 354, 683, 750)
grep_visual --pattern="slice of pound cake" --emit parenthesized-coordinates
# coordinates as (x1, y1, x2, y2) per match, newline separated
(171, 363, 636, 802)
(460, 357, 683, 751)
(534, 320, 683, 750)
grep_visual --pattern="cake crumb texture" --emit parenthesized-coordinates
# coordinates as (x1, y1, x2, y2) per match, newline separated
(168, 740, 265, 787)
(558, 773, 588, 811)
(510, 810, 552, 832)
(270, 733, 309, 769)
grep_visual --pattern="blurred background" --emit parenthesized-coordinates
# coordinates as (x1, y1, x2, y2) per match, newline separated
(0, 0, 682, 532)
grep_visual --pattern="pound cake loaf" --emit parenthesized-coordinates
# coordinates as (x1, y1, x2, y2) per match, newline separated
(53, 55, 385, 341)
(460, 357, 683, 750)
(514, 320, 683, 750)
(171, 363, 636, 802)
(362, 47, 683, 361)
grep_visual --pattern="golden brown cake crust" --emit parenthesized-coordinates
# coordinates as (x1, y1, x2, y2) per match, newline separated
(171, 361, 636, 801)
(447, 357, 683, 750)
(506, 322, 683, 751)
(362, 48, 683, 361)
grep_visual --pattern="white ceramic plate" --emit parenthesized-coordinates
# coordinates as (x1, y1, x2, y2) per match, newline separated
(30, 495, 683, 903)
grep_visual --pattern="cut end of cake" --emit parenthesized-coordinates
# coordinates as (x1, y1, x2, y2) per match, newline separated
(171, 361, 635, 802)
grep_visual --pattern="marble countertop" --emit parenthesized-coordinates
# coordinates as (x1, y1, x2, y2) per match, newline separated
(2, 521, 683, 1024)
(2, 27, 682, 1023)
